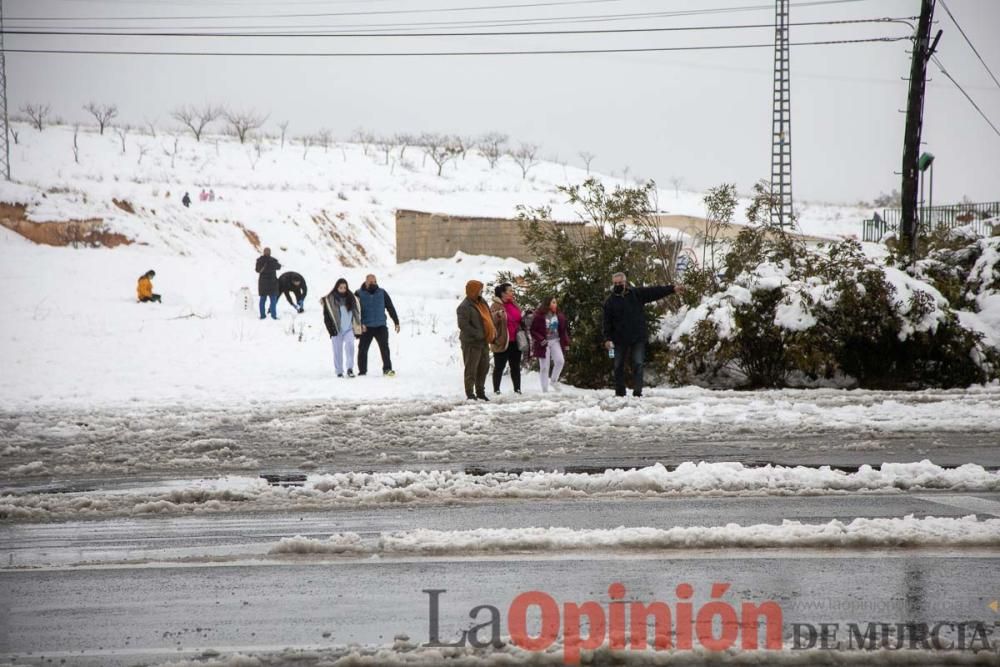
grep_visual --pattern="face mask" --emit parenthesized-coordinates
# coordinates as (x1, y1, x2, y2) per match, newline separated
(613, 284, 625, 294)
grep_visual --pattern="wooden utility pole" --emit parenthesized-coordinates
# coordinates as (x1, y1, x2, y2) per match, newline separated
(900, 0, 941, 258)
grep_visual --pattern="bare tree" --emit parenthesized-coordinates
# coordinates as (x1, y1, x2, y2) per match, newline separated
(395, 133, 415, 159)
(422, 133, 461, 176)
(137, 143, 150, 166)
(83, 102, 118, 135)
(278, 120, 290, 149)
(247, 139, 265, 171)
(21, 103, 51, 131)
(300, 136, 312, 160)
(114, 125, 130, 154)
(171, 104, 221, 142)
(454, 135, 475, 160)
(143, 117, 158, 138)
(72, 125, 80, 163)
(509, 143, 540, 179)
(162, 135, 179, 169)
(223, 108, 268, 144)
(351, 128, 375, 156)
(9, 125, 19, 145)
(622, 165, 631, 184)
(376, 136, 396, 165)
(315, 128, 332, 153)
(579, 151, 596, 173)
(669, 175, 685, 198)
(477, 132, 508, 169)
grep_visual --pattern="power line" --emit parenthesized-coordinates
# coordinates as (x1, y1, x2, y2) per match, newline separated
(0, 17, 913, 38)
(5, 0, 867, 22)
(938, 0, 1000, 91)
(2, 4, 882, 34)
(2, 36, 909, 57)
(930, 54, 1000, 139)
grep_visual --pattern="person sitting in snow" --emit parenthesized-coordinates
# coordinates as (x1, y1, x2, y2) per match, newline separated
(278, 271, 308, 313)
(137, 270, 161, 303)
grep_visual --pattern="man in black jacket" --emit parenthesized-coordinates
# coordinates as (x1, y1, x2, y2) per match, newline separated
(602, 272, 685, 397)
(278, 271, 307, 313)
(255, 247, 281, 320)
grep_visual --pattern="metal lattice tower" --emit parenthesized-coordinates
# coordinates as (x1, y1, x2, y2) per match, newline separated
(770, 0, 792, 227)
(0, 0, 10, 181)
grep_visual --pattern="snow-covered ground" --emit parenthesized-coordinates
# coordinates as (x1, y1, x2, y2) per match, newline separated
(0, 122, 879, 411)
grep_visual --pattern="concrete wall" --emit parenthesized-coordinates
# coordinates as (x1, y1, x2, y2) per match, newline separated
(395, 209, 589, 263)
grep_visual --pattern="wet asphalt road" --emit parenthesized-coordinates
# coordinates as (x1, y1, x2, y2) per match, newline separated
(3, 494, 1000, 665)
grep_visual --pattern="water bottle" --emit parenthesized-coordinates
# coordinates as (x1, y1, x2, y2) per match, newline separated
(608, 343, 615, 359)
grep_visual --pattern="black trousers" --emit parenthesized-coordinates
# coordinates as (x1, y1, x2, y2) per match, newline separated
(139, 294, 161, 303)
(613, 339, 646, 396)
(358, 325, 392, 374)
(492, 346, 522, 392)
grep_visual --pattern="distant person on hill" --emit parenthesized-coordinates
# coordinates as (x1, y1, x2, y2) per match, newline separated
(355, 274, 400, 376)
(182, 192, 191, 208)
(199, 189, 208, 202)
(136, 270, 161, 303)
(255, 248, 281, 320)
(457, 279, 495, 400)
(279, 271, 308, 313)
(208, 189, 216, 202)
(321, 278, 362, 378)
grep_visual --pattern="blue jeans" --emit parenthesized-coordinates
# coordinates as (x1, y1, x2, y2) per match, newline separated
(613, 339, 646, 396)
(259, 294, 278, 319)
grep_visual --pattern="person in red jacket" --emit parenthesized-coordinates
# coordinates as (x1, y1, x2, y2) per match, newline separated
(530, 296, 569, 392)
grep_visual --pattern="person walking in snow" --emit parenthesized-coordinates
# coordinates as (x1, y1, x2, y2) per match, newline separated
(490, 283, 524, 395)
(354, 274, 400, 376)
(182, 192, 192, 208)
(255, 247, 282, 320)
(208, 189, 216, 202)
(457, 280, 496, 401)
(278, 271, 308, 313)
(136, 270, 161, 303)
(602, 271, 685, 397)
(530, 296, 570, 392)
(322, 279, 362, 378)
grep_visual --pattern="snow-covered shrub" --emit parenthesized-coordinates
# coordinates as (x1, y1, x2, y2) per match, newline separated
(662, 223, 999, 389)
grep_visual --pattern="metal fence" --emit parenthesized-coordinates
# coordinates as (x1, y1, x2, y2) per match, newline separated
(861, 201, 999, 242)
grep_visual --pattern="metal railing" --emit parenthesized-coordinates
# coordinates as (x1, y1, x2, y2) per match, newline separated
(861, 201, 999, 242)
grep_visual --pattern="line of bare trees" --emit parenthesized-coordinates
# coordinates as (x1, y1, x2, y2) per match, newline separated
(12, 102, 608, 178)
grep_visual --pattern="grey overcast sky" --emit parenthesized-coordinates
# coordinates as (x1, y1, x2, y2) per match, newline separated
(7, 0, 1000, 204)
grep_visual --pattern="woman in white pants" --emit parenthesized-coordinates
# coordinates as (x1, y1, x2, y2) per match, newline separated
(530, 296, 570, 392)
(321, 278, 363, 378)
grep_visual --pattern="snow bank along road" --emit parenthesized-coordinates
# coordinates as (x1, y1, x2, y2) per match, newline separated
(2, 387, 999, 488)
(3, 494, 1000, 665)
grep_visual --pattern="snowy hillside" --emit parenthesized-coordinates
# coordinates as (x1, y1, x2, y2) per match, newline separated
(1, 122, 868, 261)
(0, 122, 873, 408)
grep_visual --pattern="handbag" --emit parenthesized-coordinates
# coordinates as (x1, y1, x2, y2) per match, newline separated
(516, 329, 530, 353)
(352, 320, 363, 336)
